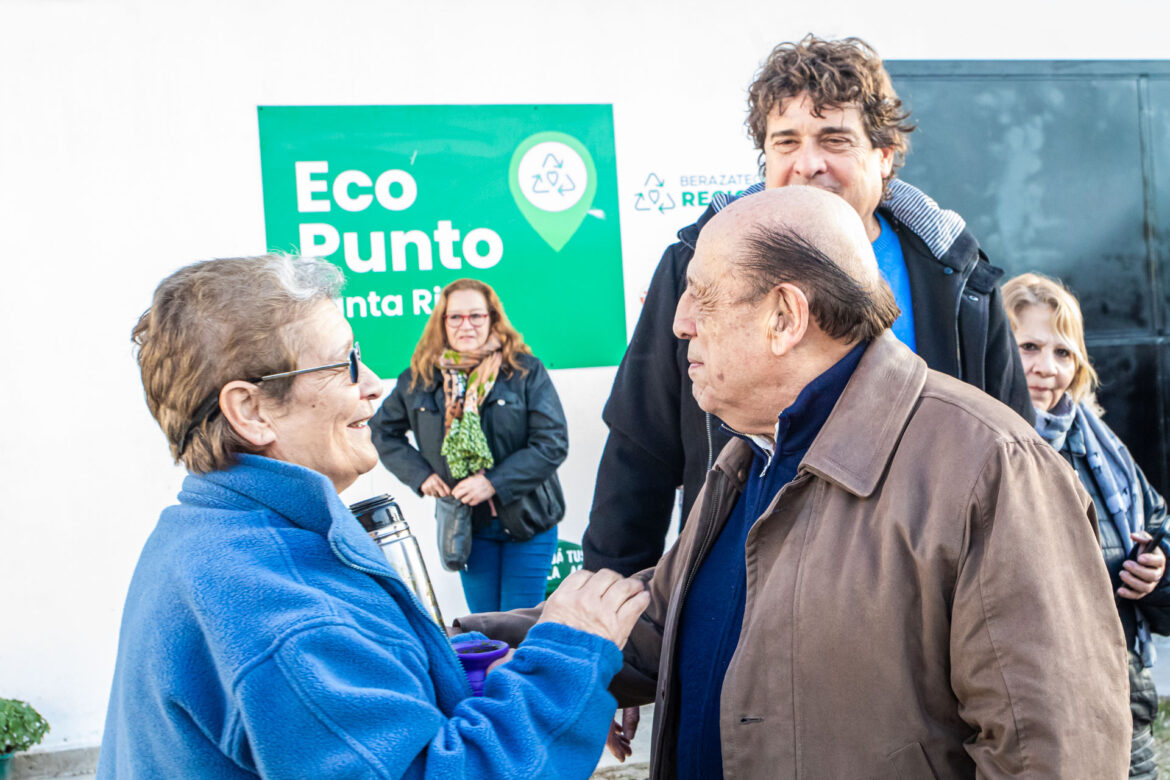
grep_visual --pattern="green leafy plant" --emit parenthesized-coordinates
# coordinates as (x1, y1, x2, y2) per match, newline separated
(0, 699, 49, 755)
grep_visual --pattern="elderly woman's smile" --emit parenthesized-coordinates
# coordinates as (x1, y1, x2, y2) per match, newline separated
(115, 253, 652, 778)
(263, 301, 383, 492)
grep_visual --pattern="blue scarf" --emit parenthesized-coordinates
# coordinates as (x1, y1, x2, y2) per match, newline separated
(1075, 403, 1142, 554)
(1034, 394, 1076, 452)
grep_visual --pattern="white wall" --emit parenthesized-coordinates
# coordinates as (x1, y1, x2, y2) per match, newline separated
(3, 0, 1169, 751)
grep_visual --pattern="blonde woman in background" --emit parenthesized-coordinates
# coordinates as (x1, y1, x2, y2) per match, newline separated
(1003, 272, 1169, 779)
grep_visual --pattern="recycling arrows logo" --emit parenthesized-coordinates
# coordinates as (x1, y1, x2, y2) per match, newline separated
(531, 153, 578, 196)
(509, 132, 597, 251)
(634, 173, 676, 213)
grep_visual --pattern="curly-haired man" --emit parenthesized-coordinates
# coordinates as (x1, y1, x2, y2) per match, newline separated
(584, 35, 1033, 577)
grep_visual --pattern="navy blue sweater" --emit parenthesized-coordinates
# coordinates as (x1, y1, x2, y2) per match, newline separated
(675, 342, 866, 778)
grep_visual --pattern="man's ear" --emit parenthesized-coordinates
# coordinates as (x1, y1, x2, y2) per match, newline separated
(766, 282, 809, 357)
(219, 381, 276, 449)
(878, 145, 896, 179)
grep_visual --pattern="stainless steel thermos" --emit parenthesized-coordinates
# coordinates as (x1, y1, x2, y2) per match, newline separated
(349, 494, 446, 628)
(349, 493, 511, 696)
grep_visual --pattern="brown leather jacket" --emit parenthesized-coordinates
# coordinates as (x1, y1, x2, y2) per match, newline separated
(461, 333, 1130, 779)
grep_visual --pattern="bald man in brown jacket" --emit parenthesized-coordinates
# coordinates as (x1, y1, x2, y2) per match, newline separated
(460, 187, 1129, 779)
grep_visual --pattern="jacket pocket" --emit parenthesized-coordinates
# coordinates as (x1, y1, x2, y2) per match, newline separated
(483, 390, 527, 454)
(497, 476, 565, 541)
(886, 742, 937, 779)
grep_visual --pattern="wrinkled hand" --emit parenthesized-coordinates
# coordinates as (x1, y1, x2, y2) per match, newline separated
(1119, 531, 1167, 600)
(452, 472, 495, 506)
(421, 473, 451, 498)
(605, 706, 641, 762)
(538, 569, 650, 649)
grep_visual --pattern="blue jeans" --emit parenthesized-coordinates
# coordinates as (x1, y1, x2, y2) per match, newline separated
(460, 524, 558, 613)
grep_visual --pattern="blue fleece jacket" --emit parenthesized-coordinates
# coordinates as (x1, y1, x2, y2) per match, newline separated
(97, 455, 621, 779)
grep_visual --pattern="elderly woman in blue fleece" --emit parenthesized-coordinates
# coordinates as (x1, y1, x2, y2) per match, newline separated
(98, 253, 649, 780)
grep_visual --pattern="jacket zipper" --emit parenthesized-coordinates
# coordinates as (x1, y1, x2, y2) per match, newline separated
(951, 266, 969, 380)
(329, 538, 472, 696)
(891, 214, 973, 382)
(705, 413, 715, 470)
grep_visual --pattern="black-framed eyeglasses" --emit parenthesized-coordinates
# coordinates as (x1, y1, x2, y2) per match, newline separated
(445, 312, 489, 327)
(177, 343, 362, 455)
(254, 342, 362, 385)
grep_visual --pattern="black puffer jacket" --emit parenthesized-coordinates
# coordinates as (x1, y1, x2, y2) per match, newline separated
(583, 180, 1033, 575)
(371, 353, 568, 541)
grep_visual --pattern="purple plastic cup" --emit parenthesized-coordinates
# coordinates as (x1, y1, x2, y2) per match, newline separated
(455, 639, 510, 696)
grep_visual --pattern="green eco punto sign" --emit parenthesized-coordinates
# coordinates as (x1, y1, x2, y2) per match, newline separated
(257, 104, 625, 377)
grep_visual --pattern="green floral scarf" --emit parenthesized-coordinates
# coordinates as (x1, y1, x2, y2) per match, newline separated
(438, 338, 502, 479)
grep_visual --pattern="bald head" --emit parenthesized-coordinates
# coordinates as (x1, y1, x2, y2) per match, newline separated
(697, 185, 899, 344)
(708, 186, 880, 287)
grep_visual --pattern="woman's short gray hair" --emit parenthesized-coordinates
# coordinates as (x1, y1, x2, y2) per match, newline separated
(132, 253, 344, 473)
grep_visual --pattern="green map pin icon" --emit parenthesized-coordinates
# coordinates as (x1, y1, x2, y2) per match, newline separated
(509, 131, 597, 252)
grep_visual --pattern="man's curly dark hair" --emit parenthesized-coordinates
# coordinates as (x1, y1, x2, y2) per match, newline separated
(746, 34, 916, 196)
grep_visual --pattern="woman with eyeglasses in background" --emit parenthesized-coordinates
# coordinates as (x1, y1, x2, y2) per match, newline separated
(372, 278, 569, 613)
(1003, 272, 1169, 780)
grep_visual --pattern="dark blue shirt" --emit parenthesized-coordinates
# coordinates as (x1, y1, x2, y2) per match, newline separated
(674, 341, 867, 779)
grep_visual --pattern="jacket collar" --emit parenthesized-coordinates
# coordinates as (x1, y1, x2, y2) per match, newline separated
(182, 454, 393, 575)
(802, 332, 927, 497)
(678, 178, 966, 264)
(880, 178, 967, 261)
(711, 332, 926, 500)
(726, 340, 866, 468)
